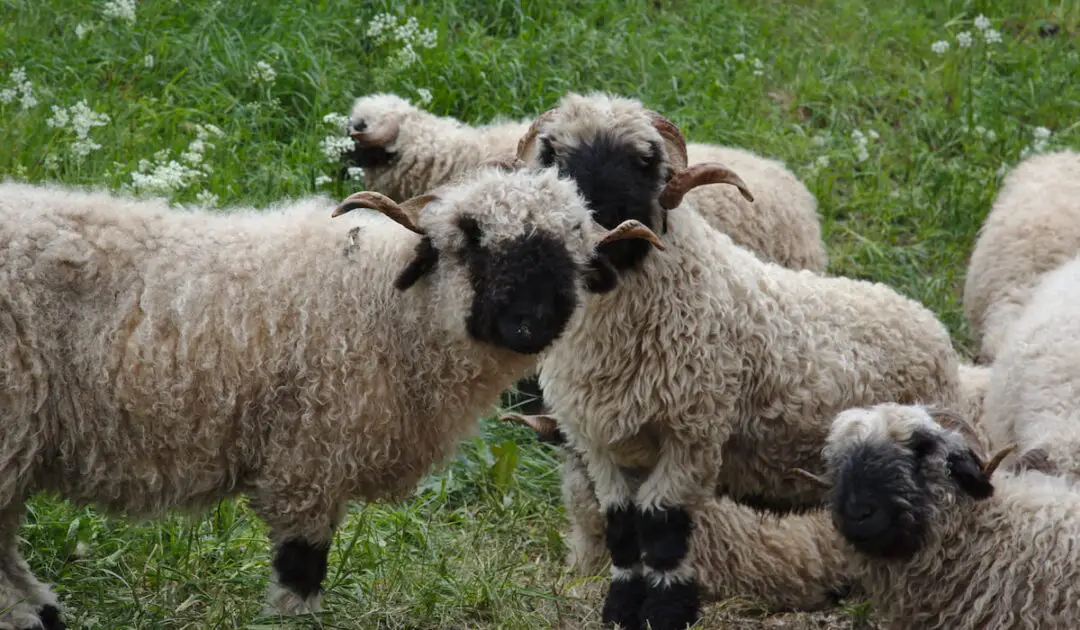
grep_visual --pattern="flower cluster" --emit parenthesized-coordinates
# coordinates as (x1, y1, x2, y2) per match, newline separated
(101, 0, 137, 25)
(1020, 125, 1053, 159)
(803, 126, 882, 177)
(931, 14, 1002, 54)
(732, 52, 766, 76)
(850, 128, 879, 163)
(0, 67, 38, 111)
(46, 100, 112, 162)
(126, 124, 224, 197)
(249, 60, 277, 85)
(363, 12, 438, 71)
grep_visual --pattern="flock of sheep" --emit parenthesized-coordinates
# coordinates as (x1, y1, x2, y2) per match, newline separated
(0, 88, 1078, 630)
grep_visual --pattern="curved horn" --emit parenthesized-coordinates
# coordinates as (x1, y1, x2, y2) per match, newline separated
(645, 110, 689, 172)
(596, 219, 666, 251)
(658, 162, 755, 210)
(350, 119, 401, 148)
(516, 108, 559, 161)
(331, 191, 437, 235)
(982, 443, 1018, 478)
(789, 467, 832, 489)
(927, 406, 987, 457)
(499, 412, 563, 444)
(481, 154, 527, 172)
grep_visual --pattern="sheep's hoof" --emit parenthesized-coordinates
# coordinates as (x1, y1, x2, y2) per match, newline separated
(601, 574, 646, 630)
(639, 579, 701, 630)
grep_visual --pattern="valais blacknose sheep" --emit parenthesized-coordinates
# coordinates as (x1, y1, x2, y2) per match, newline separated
(0, 171, 663, 629)
(962, 149, 1080, 364)
(982, 253, 1080, 477)
(343, 93, 532, 202)
(808, 402, 1080, 630)
(505, 94, 962, 630)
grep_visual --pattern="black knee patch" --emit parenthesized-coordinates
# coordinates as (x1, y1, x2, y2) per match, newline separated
(636, 506, 692, 572)
(31, 605, 66, 630)
(601, 573, 646, 630)
(604, 505, 641, 568)
(273, 538, 331, 600)
(640, 578, 701, 630)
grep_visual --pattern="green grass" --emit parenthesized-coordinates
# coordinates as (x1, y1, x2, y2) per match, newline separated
(2, 0, 1079, 628)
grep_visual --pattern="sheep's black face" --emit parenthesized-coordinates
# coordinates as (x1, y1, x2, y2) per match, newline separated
(459, 216, 579, 355)
(340, 120, 396, 171)
(830, 431, 936, 561)
(540, 132, 666, 274)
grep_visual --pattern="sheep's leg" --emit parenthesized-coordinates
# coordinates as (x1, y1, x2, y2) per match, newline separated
(633, 438, 719, 630)
(252, 491, 345, 618)
(582, 448, 645, 630)
(560, 449, 609, 577)
(0, 504, 64, 630)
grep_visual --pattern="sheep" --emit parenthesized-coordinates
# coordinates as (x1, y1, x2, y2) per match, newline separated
(342, 92, 533, 202)
(0, 169, 664, 630)
(956, 362, 993, 453)
(807, 401, 1080, 630)
(962, 149, 1080, 364)
(981, 253, 1080, 477)
(502, 415, 854, 613)
(508, 93, 962, 630)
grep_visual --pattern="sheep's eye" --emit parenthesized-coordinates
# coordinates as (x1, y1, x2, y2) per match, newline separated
(907, 429, 938, 460)
(538, 137, 556, 167)
(456, 215, 483, 249)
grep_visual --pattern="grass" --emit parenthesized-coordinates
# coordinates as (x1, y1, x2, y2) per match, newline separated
(1, 0, 1079, 628)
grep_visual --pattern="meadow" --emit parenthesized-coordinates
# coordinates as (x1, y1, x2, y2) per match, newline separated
(1, 0, 1079, 627)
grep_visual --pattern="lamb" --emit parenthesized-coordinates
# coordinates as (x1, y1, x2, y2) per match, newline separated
(962, 149, 1080, 364)
(503, 415, 854, 613)
(981, 253, 1080, 477)
(808, 402, 1080, 630)
(507, 93, 962, 630)
(342, 92, 533, 202)
(0, 169, 663, 629)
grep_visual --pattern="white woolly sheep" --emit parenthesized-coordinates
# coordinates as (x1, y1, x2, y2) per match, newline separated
(342, 93, 532, 202)
(0, 170, 663, 629)
(809, 402, 1080, 630)
(956, 362, 993, 453)
(502, 415, 854, 613)
(981, 253, 1080, 477)
(962, 149, 1080, 364)
(507, 94, 962, 630)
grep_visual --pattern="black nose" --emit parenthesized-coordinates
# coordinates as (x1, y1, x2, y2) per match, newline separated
(843, 497, 879, 523)
(352, 119, 367, 133)
(496, 303, 560, 355)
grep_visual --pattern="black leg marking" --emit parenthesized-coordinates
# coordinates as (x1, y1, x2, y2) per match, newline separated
(601, 573, 646, 630)
(602, 505, 645, 629)
(604, 505, 641, 568)
(273, 538, 331, 600)
(31, 605, 66, 630)
(636, 505, 692, 572)
(640, 579, 701, 630)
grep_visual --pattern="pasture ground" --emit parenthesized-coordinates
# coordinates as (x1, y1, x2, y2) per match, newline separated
(2, 0, 1078, 627)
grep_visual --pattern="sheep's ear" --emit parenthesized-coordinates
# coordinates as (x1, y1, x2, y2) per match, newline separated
(394, 236, 439, 291)
(584, 254, 619, 294)
(947, 448, 995, 500)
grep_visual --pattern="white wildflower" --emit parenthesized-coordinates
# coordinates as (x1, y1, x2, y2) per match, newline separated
(1033, 126, 1052, 140)
(974, 14, 991, 31)
(931, 40, 950, 54)
(855, 147, 870, 163)
(75, 23, 90, 40)
(143, 54, 155, 69)
(415, 88, 433, 106)
(315, 174, 333, 186)
(137, 158, 152, 173)
(101, 0, 137, 25)
(180, 149, 203, 166)
(129, 160, 204, 195)
(394, 16, 420, 44)
(321, 135, 355, 161)
(867, 129, 880, 140)
(346, 166, 364, 180)
(810, 132, 830, 148)
(322, 112, 351, 132)
(12, 163, 27, 178)
(195, 190, 219, 208)
(19, 91, 38, 110)
(43, 153, 61, 171)
(46, 105, 71, 128)
(984, 129, 996, 142)
(10, 68, 26, 85)
(983, 28, 1002, 44)
(851, 129, 866, 142)
(366, 12, 398, 44)
(195, 123, 224, 140)
(250, 61, 277, 84)
(751, 58, 765, 76)
(71, 139, 103, 161)
(0, 88, 15, 104)
(154, 148, 171, 162)
(732, 53, 746, 62)
(957, 31, 973, 48)
(815, 155, 830, 168)
(889, 189, 901, 199)
(390, 43, 419, 70)
(417, 27, 438, 49)
(69, 100, 111, 140)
